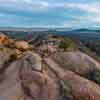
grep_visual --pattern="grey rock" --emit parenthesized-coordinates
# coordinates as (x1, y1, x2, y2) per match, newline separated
(21, 52, 42, 72)
(51, 51, 100, 76)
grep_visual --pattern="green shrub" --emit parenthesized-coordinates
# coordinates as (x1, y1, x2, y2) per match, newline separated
(59, 40, 70, 51)
(93, 71, 100, 85)
(59, 38, 78, 51)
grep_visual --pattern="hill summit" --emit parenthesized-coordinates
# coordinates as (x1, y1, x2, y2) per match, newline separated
(0, 33, 100, 100)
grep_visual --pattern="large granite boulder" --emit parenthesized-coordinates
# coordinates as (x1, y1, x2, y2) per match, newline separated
(44, 58, 100, 100)
(17, 56, 100, 100)
(0, 52, 43, 100)
(18, 53, 63, 100)
(51, 51, 100, 77)
(21, 52, 42, 71)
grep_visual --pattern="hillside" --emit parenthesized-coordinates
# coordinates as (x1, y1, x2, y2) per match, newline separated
(0, 33, 100, 100)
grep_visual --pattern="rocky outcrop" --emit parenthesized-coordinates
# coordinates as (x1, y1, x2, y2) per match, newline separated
(19, 62, 62, 100)
(51, 51, 100, 77)
(44, 58, 100, 100)
(0, 47, 15, 70)
(20, 51, 42, 72)
(15, 41, 30, 51)
(0, 49, 100, 100)
(0, 33, 100, 100)
(13, 55, 100, 100)
(0, 51, 43, 100)
(0, 33, 10, 46)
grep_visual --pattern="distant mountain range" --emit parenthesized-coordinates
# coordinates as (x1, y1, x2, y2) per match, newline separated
(71, 28, 100, 33)
(0, 27, 100, 32)
(0, 27, 100, 43)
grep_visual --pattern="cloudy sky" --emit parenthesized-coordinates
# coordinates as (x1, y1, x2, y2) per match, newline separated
(0, 0, 100, 28)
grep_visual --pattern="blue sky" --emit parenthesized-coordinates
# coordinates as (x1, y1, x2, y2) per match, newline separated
(0, 0, 100, 28)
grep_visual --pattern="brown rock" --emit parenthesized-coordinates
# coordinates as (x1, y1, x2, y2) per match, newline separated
(0, 33, 9, 46)
(20, 51, 42, 72)
(15, 41, 30, 51)
(0, 60, 22, 100)
(0, 47, 100, 100)
(19, 56, 63, 100)
(44, 58, 100, 100)
(8, 39, 15, 48)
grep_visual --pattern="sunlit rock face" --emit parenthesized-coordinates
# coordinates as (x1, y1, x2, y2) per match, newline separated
(15, 41, 30, 51)
(0, 33, 9, 46)
(51, 51, 100, 77)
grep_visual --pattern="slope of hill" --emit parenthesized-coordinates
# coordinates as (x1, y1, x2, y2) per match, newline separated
(0, 33, 100, 100)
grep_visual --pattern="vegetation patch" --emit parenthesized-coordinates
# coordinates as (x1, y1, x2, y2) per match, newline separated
(93, 71, 100, 85)
(59, 38, 78, 51)
(88, 70, 100, 85)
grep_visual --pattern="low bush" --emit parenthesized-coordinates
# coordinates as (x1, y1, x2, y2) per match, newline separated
(93, 71, 100, 85)
(59, 38, 78, 51)
(59, 40, 70, 51)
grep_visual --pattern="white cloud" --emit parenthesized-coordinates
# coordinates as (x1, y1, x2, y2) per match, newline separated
(61, 12, 100, 28)
(0, 0, 50, 11)
(0, 0, 100, 27)
(79, 15, 100, 23)
(0, 0, 100, 13)
(64, 3, 100, 13)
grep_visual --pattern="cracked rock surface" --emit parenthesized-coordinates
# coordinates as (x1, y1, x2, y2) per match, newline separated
(0, 34, 100, 100)
(0, 50, 100, 100)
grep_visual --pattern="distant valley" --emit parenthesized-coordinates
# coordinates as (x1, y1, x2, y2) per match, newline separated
(1, 28, 100, 56)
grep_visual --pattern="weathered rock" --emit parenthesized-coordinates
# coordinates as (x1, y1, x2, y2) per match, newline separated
(51, 51, 100, 76)
(20, 52, 42, 72)
(12, 49, 23, 59)
(19, 57, 63, 100)
(0, 60, 22, 100)
(44, 58, 100, 100)
(0, 33, 100, 100)
(0, 47, 22, 71)
(17, 55, 100, 100)
(0, 33, 9, 46)
(15, 41, 30, 51)
(0, 48, 12, 70)
(7, 39, 15, 48)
